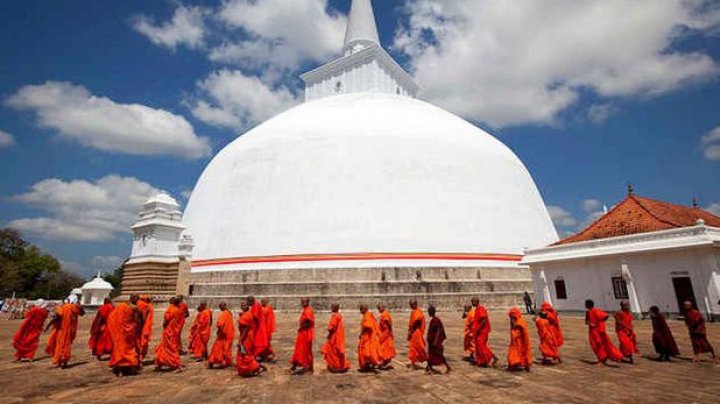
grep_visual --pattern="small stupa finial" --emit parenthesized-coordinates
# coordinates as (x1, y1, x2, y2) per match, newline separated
(627, 182, 634, 196)
(692, 197, 699, 208)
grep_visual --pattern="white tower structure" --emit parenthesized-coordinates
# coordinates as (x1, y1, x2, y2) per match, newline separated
(128, 193, 186, 264)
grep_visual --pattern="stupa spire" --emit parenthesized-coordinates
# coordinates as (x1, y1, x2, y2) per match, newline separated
(344, 0, 380, 55)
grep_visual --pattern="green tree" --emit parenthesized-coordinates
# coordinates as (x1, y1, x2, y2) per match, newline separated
(103, 263, 125, 298)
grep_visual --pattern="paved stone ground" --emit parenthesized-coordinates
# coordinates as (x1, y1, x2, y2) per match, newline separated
(0, 310, 718, 403)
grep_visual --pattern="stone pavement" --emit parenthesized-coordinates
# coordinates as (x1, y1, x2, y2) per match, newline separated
(0, 310, 718, 403)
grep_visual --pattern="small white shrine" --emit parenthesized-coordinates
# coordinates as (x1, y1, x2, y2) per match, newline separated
(80, 275, 114, 306)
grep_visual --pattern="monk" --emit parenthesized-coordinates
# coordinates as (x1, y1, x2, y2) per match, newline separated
(463, 300, 476, 360)
(406, 299, 428, 368)
(358, 304, 382, 372)
(108, 294, 143, 376)
(261, 298, 277, 362)
(188, 302, 212, 361)
(13, 299, 48, 362)
(51, 295, 85, 368)
(507, 308, 532, 371)
(649, 306, 679, 361)
(426, 305, 451, 374)
(321, 303, 350, 373)
(237, 300, 265, 377)
(44, 303, 60, 357)
(683, 301, 716, 362)
(585, 299, 623, 364)
(176, 295, 190, 355)
(473, 302, 498, 367)
(614, 301, 640, 363)
(289, 298, 315, 375)
(155, 297, 183, 371)
(208, 302, 235, 369)
(535, 311, 561, 365)
(89, 297, 114, 360)
(137, 295, 154, 360)
(247, 296, 270, 361)
(377, 304, 396, 370)
(541, 302, 563, 347)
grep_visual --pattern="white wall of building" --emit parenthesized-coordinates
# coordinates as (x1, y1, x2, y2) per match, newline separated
(305, 59, 412, 101)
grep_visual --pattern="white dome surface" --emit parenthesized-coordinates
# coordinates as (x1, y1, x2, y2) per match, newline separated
(81, 275, 114, 291)
(184, 93, 558, 269)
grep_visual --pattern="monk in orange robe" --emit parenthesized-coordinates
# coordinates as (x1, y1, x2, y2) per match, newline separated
(463, 300, 477, 360)
(321, 304, 350, 373)
(426, 305, 451, 374)
(237, 300, 265, 377)
(585, 299, 623, 364)
(176, 295, 190, 355)
(108, 295, 142, 376)
(473, 303, 498, 367)
(51, 295, 85, 368)
(407, 299, 428, 368)
(208, 302, 235, 369)
(13, 299, 48, 362)
(44, 306, 60, 357)
(683, 301, 716, 362)
(535, 311, 561, 365)
(155, 297, 183, 370)
(541, 302, 563, 347)
(377, 304, 395, 370)
(247, 296, 270, 361)
(289, 298, 315, 375)
(188, 302, 212, 361)
(358, 304, 382, 372)
(507, 308, 532, 371)
(137, 295, 154, 360)
(261, 298, 277, 362)
(614, 301, 640, 363)
(89, 298, 114, 360)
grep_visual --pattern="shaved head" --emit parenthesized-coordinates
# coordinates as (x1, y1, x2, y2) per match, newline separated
(331, 303, 340, 312)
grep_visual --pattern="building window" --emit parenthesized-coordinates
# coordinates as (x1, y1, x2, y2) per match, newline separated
(554, 279, 567, 300)
(612, 277, 629, 300)
(335, 81, 343, 93)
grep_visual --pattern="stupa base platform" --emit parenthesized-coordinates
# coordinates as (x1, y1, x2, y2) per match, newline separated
(118, 260, 181, 301)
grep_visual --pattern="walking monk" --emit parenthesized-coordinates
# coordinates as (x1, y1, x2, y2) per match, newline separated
(13, 299, 48, 362)
(321, 304, 350, 373)
(614, 301, 640, 363)
(473, 302, 498, 367)
(426, 305, 451, 374)
(237, 300, 265, 377)
(137, 295, 154, 361)
(208, 302, 235, 369)
(248, 296, 270, 361)
(261, 298, 277, 362)
(535, 311, 561, 365)
(463, 300, 476, 361)
(89, 298, 114, 360)
(51, 295, 85, 368)
(188, 302, 212, 361)
(377, 304, 395, 370)
(358, 304, 381, 372)
(107, 294, 142, 376)
(585, 299, 623, 364)
(289, 298, 315, 375)
(155, 297, 183, 371)
(507, 308, 532, 372)
(540, 302, 563, 347)
(407, 299, 428, 369)
(44, 303, 60, 357)
(649, 306, 679, 361)
(176, 295, 190, 355)
(683, 301, 716, 362)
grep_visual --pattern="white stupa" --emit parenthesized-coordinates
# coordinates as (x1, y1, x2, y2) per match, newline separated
(80, 274, 114, 306)
(183, 0, 557, 274)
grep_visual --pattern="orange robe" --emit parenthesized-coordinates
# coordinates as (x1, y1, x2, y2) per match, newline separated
(473, 306, 495, 366)
(587, 308, 623, 362)
(208, 310, 235, 368)
(507, 309, 532, 370)
(263, 305, 277, 356)
(189, 309, 212, 360)
(236, 310, 261, 376)
(535, 316, 560, 360)
(378, 310, 396, 363)
(52, 303, 82, 365)
(155, 305, 183, 369)
(13, 306, 48, 361)
(541, 302, 563, 347)
(45, 316, 59, 356)
(684, 308, 714, 354)
(177, 302, 189, 351)
(290, 306, 315, 369)
(358, 311, 382, 369)
(89, 302, 114, 358)
(321, 312, 350, 371)
(464, 308, 475, 356)
(251, 301, 269, 357)
(137, 300, 153, 359)
(107, 302, 140, 369)
(407, 308, 428, 363)
(614, 310, 640, 357)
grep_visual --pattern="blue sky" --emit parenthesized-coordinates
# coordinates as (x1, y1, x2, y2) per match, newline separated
(0, 0, 719, 277)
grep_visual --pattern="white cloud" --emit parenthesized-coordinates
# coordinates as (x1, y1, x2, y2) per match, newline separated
(91, 256, 125, 272)
(702, 126, 720, 160)
(0, 129, 14, 147)
(190, 69, 299, 130)
(5, 81, 211, 159)
(581, 199, 602, 213)
(546, 205, 578, 227)
(706, 203, 720, 216)
(587, 103, 617, 124)
(133, 5, 207, 50)
(396, 0, 720, 127)
(8, 175, 163, 242)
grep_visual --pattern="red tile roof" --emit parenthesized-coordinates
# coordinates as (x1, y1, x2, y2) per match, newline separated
(555, 195, 720, 245)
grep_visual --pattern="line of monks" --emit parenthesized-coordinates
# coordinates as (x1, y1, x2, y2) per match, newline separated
(10, 294, 717, 378)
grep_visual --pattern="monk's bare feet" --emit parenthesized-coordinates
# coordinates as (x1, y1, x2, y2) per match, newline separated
(491, 357, 499, 368)
(445, 367, 452, 374)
